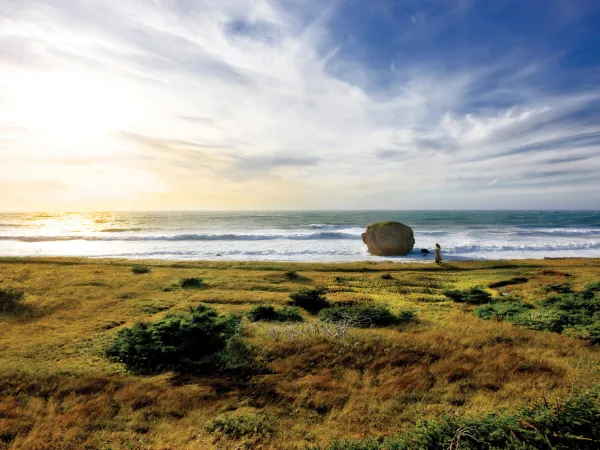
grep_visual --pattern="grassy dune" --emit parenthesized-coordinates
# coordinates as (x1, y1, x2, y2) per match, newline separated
(1, 257, 599, 449)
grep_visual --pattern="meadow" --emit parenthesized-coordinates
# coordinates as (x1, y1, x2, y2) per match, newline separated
(1, 257, 599, 449)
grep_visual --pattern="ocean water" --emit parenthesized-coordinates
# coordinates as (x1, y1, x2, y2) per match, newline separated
(0, 211, 599, 262)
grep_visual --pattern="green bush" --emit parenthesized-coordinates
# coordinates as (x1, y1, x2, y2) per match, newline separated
(207, 412, 273, 439)
(473, 301, 533, 321)
(488, 277, 528, 289)
(246, 305, 303, 322)
(543, 282, 573, 294)
(318, 305, 415, 328)
(0, 288, 25, 313)
(381, 273, 394, 280)
(131, 265, 151, 274)
(584, 281, 600, 294)
(510, 309, 567, 333)
(314, 389, 600, 449)
(105, 305, 240, 374)
(180, 277, 204, 288)
(284, 270, 299, 280)
(443, 287, 492, 304)
(289, 287, 329, 314)
(277, 306, 304, 322)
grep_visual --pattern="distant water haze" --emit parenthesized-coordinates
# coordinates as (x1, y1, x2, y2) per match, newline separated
(0, 211, 599, 262)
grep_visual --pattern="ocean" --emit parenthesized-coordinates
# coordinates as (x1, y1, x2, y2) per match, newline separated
(0, 211, 599, 262)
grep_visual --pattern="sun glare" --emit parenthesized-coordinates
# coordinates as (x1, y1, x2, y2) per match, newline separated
(7, 71, 136, 143)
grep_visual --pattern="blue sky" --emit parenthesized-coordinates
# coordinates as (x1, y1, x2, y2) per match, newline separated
(1, 0, 599, 210)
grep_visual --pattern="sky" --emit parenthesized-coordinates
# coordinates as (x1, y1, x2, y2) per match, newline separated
(1, 0, 600, 211)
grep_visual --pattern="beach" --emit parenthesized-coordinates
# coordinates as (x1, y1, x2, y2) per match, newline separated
(1, 256, 599, 449)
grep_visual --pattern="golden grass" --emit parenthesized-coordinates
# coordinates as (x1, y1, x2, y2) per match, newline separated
(0, 257, 599, 449)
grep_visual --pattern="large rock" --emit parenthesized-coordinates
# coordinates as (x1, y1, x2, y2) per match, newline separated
(362, 221, 415, 256)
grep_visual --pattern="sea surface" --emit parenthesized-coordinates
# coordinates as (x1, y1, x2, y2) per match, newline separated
(0, 211, 599, 262)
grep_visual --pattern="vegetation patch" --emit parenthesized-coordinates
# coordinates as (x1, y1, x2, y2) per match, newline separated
(180, 277, 204, 289)
(488, 277, 528, 289)
(475, 284, 600, 344)
(284, 269, 300, 280)
(207, 411, 274, 440)
(105, 305, 241, 374)
(131, 265, 151, 274)
(380, 273, 394, 280)
(443, 287, 492, 304)
(0, 287, 25, 313)
(543, 282, 573, 294)
(246, 305, 303, 322)
(316, 389, 600, 450)
(473, 301, 533, 321)
(288, 287, 330, 313)
(318, 305, 416, 328)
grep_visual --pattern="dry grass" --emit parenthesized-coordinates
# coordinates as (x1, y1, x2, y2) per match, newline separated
(0, 257, 599, 449)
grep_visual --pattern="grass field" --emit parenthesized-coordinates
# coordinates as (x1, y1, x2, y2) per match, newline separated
(1, 257, 599, 449)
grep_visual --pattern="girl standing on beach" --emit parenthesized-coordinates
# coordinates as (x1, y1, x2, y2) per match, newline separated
(435, 243, 442, 265)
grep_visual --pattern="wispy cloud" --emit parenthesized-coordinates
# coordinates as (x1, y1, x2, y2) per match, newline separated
(0, 0, 599, 210)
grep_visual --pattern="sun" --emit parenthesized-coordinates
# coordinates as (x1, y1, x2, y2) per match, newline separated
(7, 70, 137, 144)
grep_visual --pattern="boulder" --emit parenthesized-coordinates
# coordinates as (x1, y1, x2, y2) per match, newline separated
(362, 222, 415, 256)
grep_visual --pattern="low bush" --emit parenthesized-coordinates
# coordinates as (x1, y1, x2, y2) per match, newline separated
(105, 305, 241, 374)
(381, 273, 394, 280)
(584, 281, 600, 294)
(478, 289, 600, 342)
(284, 270, 299, 280)
(207, 412, 273, 440)
(289, 287, 330, 313)
(0, 288, 25, 313)
(131, 265, 151, 274)
(473, 301, 533, 321)
(443, 287, 492, 304)
(246, 305, 303, 322)
(488, 277, 528, 289)
(543, 282, 573, 294)
(315, 389, 600, 449)
(277, 306, 304, 322)
(318, 305, 415, 328)
(180, 277, 204, 288)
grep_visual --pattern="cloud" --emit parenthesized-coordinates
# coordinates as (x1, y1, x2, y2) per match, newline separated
(0, 0, 599, 209)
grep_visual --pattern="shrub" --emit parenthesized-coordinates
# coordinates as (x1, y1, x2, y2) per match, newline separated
(543, 282, 573, 294)
(105, 305, 240, 374)
(0, 288, 25, 313)
(247, 305, 278, 321)
(381, 273, 394, 280)
(284, 270, 299, 280)
(131, 265, 151, 274)
(218, 337, 255, 373)
(318, 305, 415, 328)
(246, 305, 303, 322)
(207, 412, 273, 440)
(511, 309, 567, 333)
(315, 389, 600, 450)
(443, 287, 492, 304)
(180, 277, 204, 288)
(473, 301, 533, 321)
(289, 287, 329, 313)
(488, 277, 528, 289)
(276, 306, 304, 322)
(584, 281, 600, 294)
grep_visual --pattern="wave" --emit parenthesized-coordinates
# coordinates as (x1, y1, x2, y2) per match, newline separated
(445, 242, 600, 253)
(0, 231, 361, 242)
